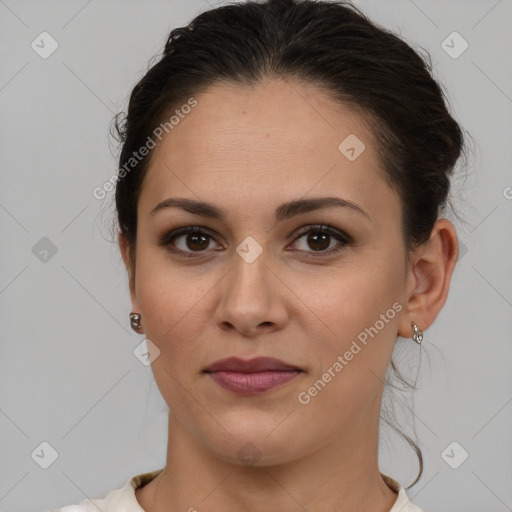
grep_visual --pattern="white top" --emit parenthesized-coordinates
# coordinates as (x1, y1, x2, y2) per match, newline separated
(46, 469, 423, 512)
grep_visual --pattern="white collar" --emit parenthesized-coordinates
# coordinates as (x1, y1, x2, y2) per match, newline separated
(100, 468, 423, 512)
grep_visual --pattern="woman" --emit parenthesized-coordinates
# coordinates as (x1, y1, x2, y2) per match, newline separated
(50, 0, 465, 510)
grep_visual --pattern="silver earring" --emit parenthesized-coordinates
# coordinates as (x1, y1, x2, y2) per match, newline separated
(129, 312, 143, 333)
(411, 321, 423, 344)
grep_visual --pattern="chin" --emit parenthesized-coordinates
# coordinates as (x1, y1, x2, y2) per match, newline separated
(203, 427, 306, 468)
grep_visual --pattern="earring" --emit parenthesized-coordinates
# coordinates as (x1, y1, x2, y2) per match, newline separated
(129, 312, 143, 334)
(411, 321, 423, 344)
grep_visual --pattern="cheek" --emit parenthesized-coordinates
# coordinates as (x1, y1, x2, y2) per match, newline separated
(293, 282, 402, 434)
(134, 258, 212, 411)
(297, 253, 404, 390)
(300, 253, 403, 337)
(134, 248, 222, 366)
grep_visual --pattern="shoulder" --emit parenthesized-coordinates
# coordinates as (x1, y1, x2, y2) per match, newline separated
(42, 468, 164, 512)
(381, 473, 424, 512)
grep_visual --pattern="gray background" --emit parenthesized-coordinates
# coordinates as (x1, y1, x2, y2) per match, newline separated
(0, 0, 511, 511)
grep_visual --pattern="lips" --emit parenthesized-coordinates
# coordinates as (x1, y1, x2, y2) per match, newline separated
(203, 356, 303, 373)
(203, 357, 304, 394)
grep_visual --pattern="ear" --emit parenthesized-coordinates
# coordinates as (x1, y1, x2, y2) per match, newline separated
(119, 231, 141, 316)
(397, 218, 459, 339)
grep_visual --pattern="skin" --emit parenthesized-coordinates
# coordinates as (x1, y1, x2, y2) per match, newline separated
(119, 78, 458, 512)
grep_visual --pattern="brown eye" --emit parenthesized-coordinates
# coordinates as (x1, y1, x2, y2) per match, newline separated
(158, 227, 220, 257)
(180, 233, 210, 251)
(290, 225, 351, 255)
(305, 231, 331, 251)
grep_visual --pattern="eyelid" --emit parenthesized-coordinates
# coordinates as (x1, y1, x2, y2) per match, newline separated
(287, 224, 351, 256)
(158, 223, 351, 257)
(158, 226, 221, 251)
(291, 223, 351, 243)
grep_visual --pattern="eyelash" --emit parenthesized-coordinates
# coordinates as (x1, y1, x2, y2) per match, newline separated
(158, 224, 352, 259)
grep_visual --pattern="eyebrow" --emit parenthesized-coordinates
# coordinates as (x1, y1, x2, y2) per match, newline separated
(150, 196, 370, 222)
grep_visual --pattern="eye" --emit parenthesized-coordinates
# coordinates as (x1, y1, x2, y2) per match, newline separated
(158, 226, 221, 258)
(158, 224, 351, 259)
(289, 224, 351, 255)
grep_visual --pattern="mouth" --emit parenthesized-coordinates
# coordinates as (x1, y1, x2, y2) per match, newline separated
(202, 356, 305, 395)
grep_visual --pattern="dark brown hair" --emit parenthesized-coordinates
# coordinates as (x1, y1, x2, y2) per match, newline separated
(112, 0, 468, 488)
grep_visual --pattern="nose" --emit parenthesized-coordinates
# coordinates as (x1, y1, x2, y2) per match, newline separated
(214, 248, 289, 337)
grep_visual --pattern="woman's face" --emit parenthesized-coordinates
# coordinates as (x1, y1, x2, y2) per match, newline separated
(124, 78, 415, 465)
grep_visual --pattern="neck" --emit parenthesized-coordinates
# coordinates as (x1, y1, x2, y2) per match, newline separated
(136, 408, 398, 512)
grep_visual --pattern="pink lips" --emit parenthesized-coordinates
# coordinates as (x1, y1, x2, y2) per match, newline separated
(203, 356, 304, 394)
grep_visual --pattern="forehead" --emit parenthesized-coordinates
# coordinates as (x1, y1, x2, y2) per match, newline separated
(138, 78, 397, 224)
(150, 78, 375, 165)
